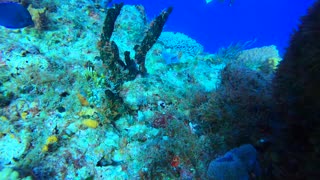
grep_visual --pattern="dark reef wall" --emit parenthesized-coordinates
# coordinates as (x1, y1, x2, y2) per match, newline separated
(272, 0, 320, 178)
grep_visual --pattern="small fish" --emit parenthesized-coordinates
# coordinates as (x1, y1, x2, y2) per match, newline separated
(206, 0, 234, 6)
(96, 158, 123, 167)
(0, 2, 34, 29)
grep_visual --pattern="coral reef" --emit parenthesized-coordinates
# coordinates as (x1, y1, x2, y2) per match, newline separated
(0, 1, 285, 179)
(158, 32, 204, 58)
(139, 114, 211, 179)
(0, 168, 32, 180)
(237, 45, 281, 72)
(192, 62, 273, 148)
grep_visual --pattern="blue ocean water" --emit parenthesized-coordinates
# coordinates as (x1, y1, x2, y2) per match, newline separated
(112, 0, 315, 55)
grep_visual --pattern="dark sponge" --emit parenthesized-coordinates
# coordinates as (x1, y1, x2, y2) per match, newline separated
(272, 0, 320, 178)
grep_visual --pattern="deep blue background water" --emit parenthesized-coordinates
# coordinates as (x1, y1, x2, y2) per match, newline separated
(111, 0, 315, 55)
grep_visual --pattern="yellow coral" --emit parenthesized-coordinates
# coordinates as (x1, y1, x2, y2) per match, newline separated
(0, 116, 8, 121)
(20, 112, 28, 120)
(46, 135, 58, 145)
(42, 135, 58, 153)
(78, 107, 97, 116)
(9, 134, 15, 139)
(267, 57, 282, 70)
(82, 119, 99, 128)
(42, 145, 49, 152)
